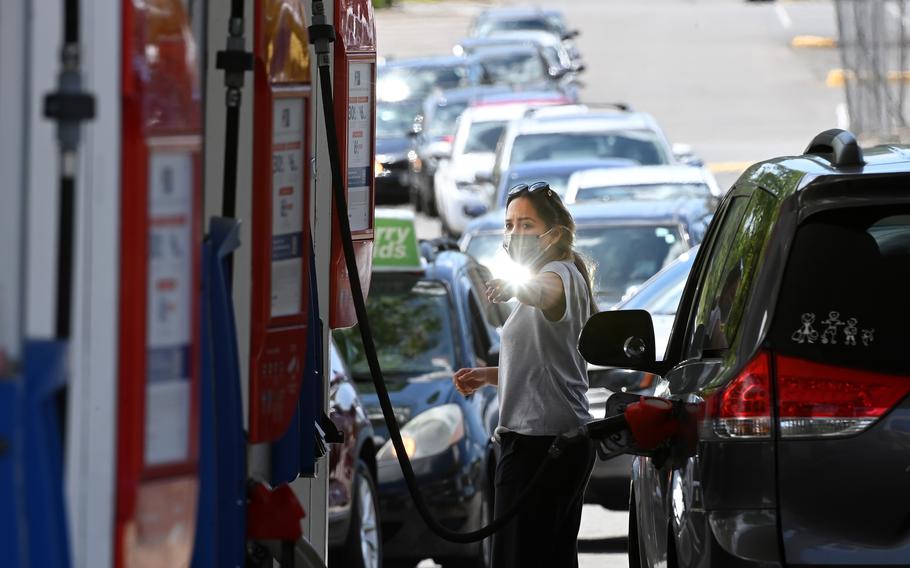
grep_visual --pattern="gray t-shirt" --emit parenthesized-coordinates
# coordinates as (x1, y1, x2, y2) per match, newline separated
(496, 259, 593, 437)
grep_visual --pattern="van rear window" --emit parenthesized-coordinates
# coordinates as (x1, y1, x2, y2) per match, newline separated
(770, 207, 910, 375)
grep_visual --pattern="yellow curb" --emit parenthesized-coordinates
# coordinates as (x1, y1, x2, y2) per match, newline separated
(827, 68, 910, 87)
(827, 68, 847, 88)
(708, 161, 753, 174)
(791, 35, 837, 48)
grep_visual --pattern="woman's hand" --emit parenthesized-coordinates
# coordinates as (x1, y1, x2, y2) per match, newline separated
(454, 367, 494, 397)
(485, 279, 515, 304)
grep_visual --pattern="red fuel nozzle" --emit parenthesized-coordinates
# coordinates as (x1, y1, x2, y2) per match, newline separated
(624, 397, 679, 451)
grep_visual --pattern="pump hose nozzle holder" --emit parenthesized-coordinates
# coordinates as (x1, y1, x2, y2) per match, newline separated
(309, 0, 697, 543)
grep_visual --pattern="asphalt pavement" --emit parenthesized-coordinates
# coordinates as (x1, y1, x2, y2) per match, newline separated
(376, 0, 844, 565)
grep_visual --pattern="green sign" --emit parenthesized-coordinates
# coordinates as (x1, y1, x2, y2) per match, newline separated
(373, 210, 422, 271)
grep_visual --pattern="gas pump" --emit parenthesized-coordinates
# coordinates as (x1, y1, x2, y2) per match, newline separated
(114, 0, 203, 565)
(248, 0, 314, 445)
(328, 0, 377, 329)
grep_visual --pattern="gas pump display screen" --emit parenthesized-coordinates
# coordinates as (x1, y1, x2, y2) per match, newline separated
(145, 151, 194, 467)
(271, 98, 306, 318)
(347, 61, 374, 232)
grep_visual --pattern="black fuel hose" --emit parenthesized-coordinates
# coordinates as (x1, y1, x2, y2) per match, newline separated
(308, 1, 629, 543)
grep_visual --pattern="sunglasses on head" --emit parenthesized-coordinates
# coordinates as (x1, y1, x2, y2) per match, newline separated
(507, 181, 560, 201)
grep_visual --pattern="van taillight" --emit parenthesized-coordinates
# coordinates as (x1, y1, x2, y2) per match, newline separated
(776, 354, 910, 438)
(702, 351, 772, 439)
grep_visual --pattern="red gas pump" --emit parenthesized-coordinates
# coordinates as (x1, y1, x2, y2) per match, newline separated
(116, 0, 202, 565)
(329, 0, 377, 329)
(248, 0, 314, 443)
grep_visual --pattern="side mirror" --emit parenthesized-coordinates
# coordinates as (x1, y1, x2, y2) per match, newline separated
(572, 63, 587, 74)
(410, 118, 423, 136)
(562, 29, 580, 40)
(475, 170, 494, 184)
(549, 66, 569, 79)
(578, 310, 665, 374)
(672, 143, 704, 167)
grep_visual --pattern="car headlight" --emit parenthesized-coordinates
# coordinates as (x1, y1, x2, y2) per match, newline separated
(374, 158, 386, 177)
(377, 403, 465, 461)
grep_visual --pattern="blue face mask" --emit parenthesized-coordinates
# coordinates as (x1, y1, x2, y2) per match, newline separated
(502, 226, 561, 267)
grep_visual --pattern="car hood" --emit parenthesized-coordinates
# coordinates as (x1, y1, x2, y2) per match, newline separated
(355, 371, 457, 444)
(451, 152, 496, 182)
(376, 137, 412, 161)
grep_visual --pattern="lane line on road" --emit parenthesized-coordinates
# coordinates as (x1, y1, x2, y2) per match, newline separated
(775, 3, 793, 29)
(708, 161, 754, 174)
(791, 35, 837, 48)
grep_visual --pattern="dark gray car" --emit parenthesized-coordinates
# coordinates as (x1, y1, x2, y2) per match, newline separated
(580, 130, 910, 566)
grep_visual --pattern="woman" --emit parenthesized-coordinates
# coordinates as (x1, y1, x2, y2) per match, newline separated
(454, 181, 597, 568)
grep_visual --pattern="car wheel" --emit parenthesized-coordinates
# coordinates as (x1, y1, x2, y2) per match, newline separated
(628, 487, 644, 568)
(330, 459, 381, 568)
(424, 180, 438, 217)
(410, 184, 423, 213)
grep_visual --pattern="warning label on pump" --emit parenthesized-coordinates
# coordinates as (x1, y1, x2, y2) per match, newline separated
(271, 98, 306, 318)
(145, 151, 194, 467)
(347, 62, 374, 232)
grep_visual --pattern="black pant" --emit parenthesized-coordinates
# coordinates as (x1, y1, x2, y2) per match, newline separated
(491, 432, 595, 568)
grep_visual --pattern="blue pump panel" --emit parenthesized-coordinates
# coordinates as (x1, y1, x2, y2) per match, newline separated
(271, 234, 325, 484)
(0, 379, 23, 568)
(190, 217, 247, 568)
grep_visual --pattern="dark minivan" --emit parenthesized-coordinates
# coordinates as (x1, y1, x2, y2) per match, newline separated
(582, 130, 910, 567)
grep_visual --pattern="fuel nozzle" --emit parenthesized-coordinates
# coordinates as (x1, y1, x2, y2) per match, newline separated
(585, 393, 701, 469)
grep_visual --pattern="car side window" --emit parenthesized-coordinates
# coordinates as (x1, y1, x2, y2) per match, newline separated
(682, 196, 749, 358)
(467, 292, 494, 366)
(686, 190, 776, 357)
(468, 265, 510, 327)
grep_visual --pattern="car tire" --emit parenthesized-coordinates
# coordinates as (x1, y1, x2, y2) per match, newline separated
(410, 183, 423, 213)
(330, 459, 382, 568)
(424, 180, 438, 217)
(628, 487, 644, 568)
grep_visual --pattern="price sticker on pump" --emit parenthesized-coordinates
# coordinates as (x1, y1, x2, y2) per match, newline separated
(346, 61, 374, 232)
(145, 151, 194, 467)
(271, 97, 306, 318)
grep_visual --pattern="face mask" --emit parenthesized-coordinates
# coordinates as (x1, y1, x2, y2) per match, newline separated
(502, 226, 561, 266)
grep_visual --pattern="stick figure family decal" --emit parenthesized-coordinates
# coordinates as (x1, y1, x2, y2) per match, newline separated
(792, 311, 875, 346)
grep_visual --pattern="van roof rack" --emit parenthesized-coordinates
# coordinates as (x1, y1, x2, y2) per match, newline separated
(804, 128, 865, 168)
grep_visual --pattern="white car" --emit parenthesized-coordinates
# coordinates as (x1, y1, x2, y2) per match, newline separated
(490, 104, 678, 191)
(434, 96, 569, 236)
(563, 164, 723, 204)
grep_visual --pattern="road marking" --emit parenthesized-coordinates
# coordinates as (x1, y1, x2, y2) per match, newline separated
(826, 68, 910, 87)
(827, 69, 847, 88)
(708, 161, 753, 174)
(775, 3, 793, 29)
(791, 35, 837, 48)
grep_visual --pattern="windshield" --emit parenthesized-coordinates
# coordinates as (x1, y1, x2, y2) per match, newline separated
(476, 17, 564, 37)
(378, 64, 471, 102)
(575, 182, 710, 203)
(579, 225, 687, 304)
(619, 247, 698, 314)
(463, 120, 507, 153)
(427, 101, 470, 138)
(376, 101, 422, 138)
(480, 52, 548, 85)
(510, 131, 669, 166)
(332, 278, 457, 377)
